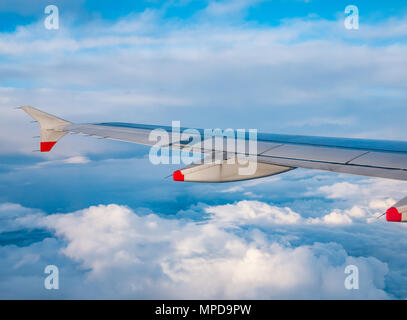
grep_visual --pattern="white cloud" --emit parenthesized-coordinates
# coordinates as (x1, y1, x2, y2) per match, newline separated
(305, 178, 407, 224)
(345, 205, 367, 219)
(63, 156, 90, 164)
(19, 202, 388, 299)
(312, 179, 407, 224)
(369, 198, 395, 211)
(0, 203, 45, 233)
(243, 191, 263, 198)
(308, 210, 353, 225)
(31, 156, 91, 167)
(206, 200, 302, 225)
(317, 180, 407, 202)
(221, 185, 244, 193)
(203, 0, 265, 18)
(317, 182, 362, 199)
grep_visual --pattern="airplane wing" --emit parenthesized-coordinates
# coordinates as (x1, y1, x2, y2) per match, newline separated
(20, 106, 407, 183)
(21, 106, 407, 223)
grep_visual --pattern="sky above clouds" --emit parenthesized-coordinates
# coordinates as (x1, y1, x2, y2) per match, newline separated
(1, 0, 407, 299)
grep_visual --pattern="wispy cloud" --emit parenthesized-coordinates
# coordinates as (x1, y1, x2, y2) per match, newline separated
(2, 11, 407, 160)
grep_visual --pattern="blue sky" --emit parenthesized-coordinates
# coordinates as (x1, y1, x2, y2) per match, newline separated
(1, 0, 407, 299)
(1, 0, 407, 30)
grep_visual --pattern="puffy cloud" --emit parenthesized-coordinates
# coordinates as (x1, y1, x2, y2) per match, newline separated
(206, 200, 302, 226)
(308, 211, 353, 225)
(0, 203, 44, 233)
(0, 153, 406, 299)
(318, 182, 362, 199)
(317, 180, 407, 202)
(3, 163, 407, 299)
(305, 204, 376, 225)
(304, 178, 407, 225)
(13, 203, 386, 299)
(309, 178, 407, 224)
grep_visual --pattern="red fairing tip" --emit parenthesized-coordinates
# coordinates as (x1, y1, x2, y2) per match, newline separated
(173, 170, 184, 181)
(386, 207, 402, 222)
(40, 141, 57, 152)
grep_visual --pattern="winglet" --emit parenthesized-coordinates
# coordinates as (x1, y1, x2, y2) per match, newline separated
(20, 106, 71, 152)
(173, 170, 185, 181)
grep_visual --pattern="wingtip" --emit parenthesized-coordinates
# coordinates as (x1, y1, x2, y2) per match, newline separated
(40, 141, 57, 152)
(173, 170, 185, 181)
(386, 207, 402, 222)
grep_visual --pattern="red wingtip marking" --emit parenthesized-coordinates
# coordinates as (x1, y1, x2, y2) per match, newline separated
(173, 170, 184, 181)
(40, 141, 57, 152)
(386, 207, 402, 222)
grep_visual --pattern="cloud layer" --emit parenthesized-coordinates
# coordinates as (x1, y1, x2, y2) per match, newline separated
(0, 200, 394, 299)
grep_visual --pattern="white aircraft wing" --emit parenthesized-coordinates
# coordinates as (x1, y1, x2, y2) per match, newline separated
(20, 106, 407, 182)
(21, 106, 407, 222)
